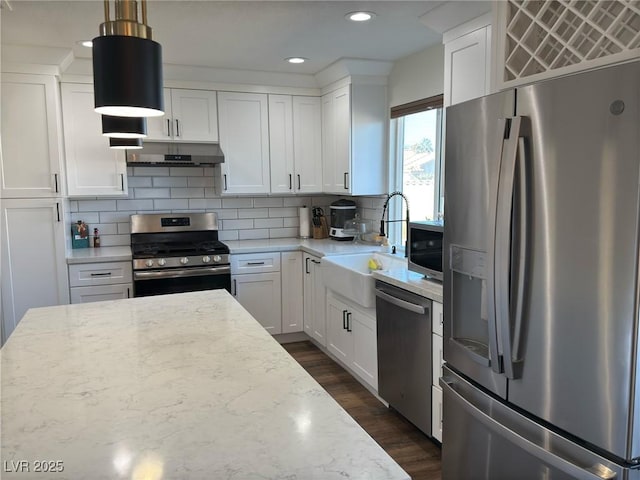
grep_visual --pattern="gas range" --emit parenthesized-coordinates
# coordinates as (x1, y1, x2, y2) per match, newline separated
(130, 213, 231, 297)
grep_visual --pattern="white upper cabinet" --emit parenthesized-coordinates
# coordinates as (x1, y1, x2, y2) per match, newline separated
(269, 94, 295, 194)
(217, 91, 270, 195)
(293, 96, 323, 193)
(321, 83, 387, 195)
(146, 88, 219, 142)
(270, 95, 322, 194)
(443, 15, 492, 107)
(1, 73, 63, 198)
(60, 83, 128, 197)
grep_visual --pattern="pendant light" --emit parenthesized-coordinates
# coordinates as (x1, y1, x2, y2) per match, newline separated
(92, 0, 164, 117)
(109, 138, 143, 150)
(102, 115, 147, 139)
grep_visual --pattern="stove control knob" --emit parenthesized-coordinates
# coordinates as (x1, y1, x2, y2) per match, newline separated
(145, 260, 154, 268)
(202, 256, 211, 263)
(213, 255, 222, 263)
(180, 257, 189, 265)
(158, 258, 166, 266)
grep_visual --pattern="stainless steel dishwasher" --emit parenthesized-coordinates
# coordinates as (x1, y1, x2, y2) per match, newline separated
(375, 280, 432, 435)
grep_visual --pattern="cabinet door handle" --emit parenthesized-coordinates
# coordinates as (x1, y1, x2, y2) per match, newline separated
(305, 257, 310, 274)
(342, 310, 348, 329)
(346, 312, 352, 332)
(297, 174, 301, 190)
(233, 278, 237, 296)
(54, 173, 59, 193)
(56, 202, 61, 222)
(289, 174, 292, 190)
(120, 173, 125, 191)
(166, 119, 171, 137)
(127, 287, 130, 298)
(90, 272, 112, 277)
(223, 174, 228, 191)
(246, 261, 265, 266)
(175, 119, 180, 137)
(440, 312, 444, 326)
(343, 172, 348, 190)
(311, 259, 321, 265)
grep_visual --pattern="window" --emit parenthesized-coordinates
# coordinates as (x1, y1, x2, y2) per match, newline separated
(388, 95, 444, 248)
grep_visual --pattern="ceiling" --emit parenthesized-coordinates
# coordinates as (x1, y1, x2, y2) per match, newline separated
(1, 1, 491, 76)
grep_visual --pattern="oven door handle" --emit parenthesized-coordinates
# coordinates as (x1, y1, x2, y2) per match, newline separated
(134, 266, 231, 280)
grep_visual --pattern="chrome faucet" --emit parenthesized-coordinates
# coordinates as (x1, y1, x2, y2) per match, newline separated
(379, 191, 410, 257)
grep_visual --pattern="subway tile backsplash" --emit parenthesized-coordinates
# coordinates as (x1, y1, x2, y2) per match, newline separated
(70, 168, 395, 247)
(70, 167, 341, 246)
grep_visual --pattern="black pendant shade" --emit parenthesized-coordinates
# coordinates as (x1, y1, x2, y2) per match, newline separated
(109, 137, 143, 150)
(93, 35, 164, 117)
(102, 115, 147, 139)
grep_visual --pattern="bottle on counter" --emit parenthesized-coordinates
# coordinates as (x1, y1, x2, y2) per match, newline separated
(93, 227, 101, 248)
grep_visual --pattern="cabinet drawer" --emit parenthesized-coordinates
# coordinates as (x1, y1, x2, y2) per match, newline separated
(70, 283, 132, 304)
(69, 261, 132, 287)
(432, 385, 443, 442)
(231, 252, 280, 274)
(432, 301, 443, 336)
(432, 333, 444, 386)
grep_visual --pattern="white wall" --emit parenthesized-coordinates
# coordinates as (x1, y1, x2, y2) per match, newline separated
(388, 44, 444, 107)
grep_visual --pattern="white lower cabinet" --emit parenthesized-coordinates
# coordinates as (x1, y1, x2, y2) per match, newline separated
(231, 252, 282, 335)
(326, 291, 378, 391)
(281, 252, 303, 333)
(1, 199, 69, 343)
(68, 261, 133, 304)
(432, 300, 444, 442)
(303, 253, 326, 346)
(70, 284, 131, 304)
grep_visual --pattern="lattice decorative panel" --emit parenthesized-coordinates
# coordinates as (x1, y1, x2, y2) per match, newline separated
(503, 1, 640, 82)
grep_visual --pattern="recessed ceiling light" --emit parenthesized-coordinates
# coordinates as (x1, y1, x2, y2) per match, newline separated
(78, 40, 93, 48)
(346, 11, 376, 22)
(286, 57, 307, 64)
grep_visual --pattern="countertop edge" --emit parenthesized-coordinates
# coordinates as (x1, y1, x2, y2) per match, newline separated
(372, 270, 444, 303)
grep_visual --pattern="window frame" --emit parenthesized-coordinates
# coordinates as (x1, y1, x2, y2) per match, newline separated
(388, 94, 444, 248)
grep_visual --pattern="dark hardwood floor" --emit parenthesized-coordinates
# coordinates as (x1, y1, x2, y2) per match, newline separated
(283, 340, 442, 480)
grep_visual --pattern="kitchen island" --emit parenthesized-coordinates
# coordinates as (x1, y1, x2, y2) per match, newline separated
(1, 290, 409, 479)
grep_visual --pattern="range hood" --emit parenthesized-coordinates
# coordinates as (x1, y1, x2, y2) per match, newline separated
(126, 142, 224, 166)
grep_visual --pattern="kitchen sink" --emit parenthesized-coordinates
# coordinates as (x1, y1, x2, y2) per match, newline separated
(322, 253, 406, 308)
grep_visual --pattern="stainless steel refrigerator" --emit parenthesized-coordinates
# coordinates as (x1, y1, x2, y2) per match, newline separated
(441, 60, 640, 479)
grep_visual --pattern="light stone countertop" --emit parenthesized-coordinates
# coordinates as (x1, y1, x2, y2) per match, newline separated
(373, 268, 444, 303)
(0, 290, 409, 480)
(225, 237, 386, 257)
(66, 246, 132, 264)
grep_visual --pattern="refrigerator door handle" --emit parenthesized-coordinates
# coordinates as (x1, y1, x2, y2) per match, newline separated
(441, 376, 616, 480)
(486, 118, 509, 374)
(509, 136, 529, 372)
(494, 116, 524, 380)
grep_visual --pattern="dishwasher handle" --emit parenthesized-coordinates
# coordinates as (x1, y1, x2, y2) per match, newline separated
(375, 289, 427, 315)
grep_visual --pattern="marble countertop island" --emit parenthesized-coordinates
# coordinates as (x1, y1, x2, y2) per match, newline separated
(1, 291, 409, 480)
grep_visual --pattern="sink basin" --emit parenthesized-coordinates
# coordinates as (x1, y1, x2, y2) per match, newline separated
(322, 253, 406, 308)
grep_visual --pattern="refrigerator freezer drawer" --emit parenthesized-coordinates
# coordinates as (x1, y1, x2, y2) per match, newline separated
(440, 366, 634, 480)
